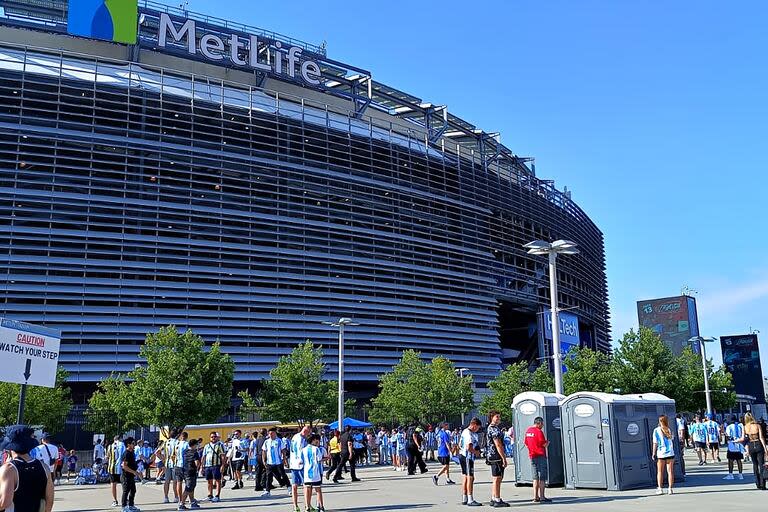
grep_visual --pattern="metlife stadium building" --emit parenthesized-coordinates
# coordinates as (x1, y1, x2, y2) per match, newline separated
(0, 0, 609, 399)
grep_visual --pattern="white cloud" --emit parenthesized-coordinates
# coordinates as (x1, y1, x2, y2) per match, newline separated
(697, 276, 768, 319)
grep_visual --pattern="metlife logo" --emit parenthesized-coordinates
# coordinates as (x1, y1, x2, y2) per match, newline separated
(67, 0, 139, 44)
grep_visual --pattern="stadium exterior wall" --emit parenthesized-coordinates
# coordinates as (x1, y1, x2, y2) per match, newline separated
(0, 19, 609, 389)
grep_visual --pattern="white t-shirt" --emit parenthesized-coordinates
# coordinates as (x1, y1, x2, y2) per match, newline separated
(459, 428, 477, 459)
(36, 443, 59, 472)
(93, 443, 106, 461)
(289, 433, 307, 470)
(228, 438, 245, 461)
(676, 418, 685, 431)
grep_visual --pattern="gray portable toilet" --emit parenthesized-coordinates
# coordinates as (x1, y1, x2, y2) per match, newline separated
(512, 392, 565, 487)
(561, 392, 662, 491)
(624, 393, 685, 481)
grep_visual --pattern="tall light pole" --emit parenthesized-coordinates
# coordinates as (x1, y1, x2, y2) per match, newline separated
(323, 318, 359, 432)
(456, 367, 470, 426)
(689, 336, 717, 417)
(523, 239, 579, 396)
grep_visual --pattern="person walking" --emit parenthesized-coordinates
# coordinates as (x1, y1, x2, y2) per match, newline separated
(252, 430, 267, 492)
(261, 428, 288, 497)
(289, 426, 311, 512)
(424, 426, 436, 462)
(324, 430, 342, 481)
(745, 412, 768, 489)
(675, 414, 686, 454)
(174, 432, 191, 509)
(227, 430, 245, 490)
(333, 426, 360, 483)
(406, 426, 427, 475)
(432, 422, 456, 486)
(524, 416, 551, 504)
(202, 431, 227, 503)
(378, 428, 390, 465)
(459, 417, 482, 507)
(106, 435, 127, 508)
(94, 438, 106, 464)
(724, 416, 746, 480)
(120, 437, 143, 512)
(179, 437, 201, 510)
(138, 441, 153, 481)
(690, 415, 708, 465)
(652, 415, 676, 495)
(704, 414, 722, 463)
(486, 411, 510, 507)
(0, 425, 54, 512)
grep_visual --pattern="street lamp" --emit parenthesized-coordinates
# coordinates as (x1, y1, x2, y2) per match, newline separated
(323, 318, 359, 432)
(689, 336, 717, 417)
(523, 239, 579, 395)
(456, 368, 470, 426)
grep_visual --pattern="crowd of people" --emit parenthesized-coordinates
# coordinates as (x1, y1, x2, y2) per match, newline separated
(2, 410, 768, 511)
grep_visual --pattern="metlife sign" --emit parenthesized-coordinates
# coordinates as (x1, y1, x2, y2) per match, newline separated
(0, 318, 61, 388)
(65, 2, 325, 88)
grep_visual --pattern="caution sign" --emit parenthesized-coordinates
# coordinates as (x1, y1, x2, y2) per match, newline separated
(0, 318, 61, 388)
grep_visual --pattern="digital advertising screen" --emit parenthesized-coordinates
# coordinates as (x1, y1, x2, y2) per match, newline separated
(721, 334, 765, 404)
(637, 296, 700, 356)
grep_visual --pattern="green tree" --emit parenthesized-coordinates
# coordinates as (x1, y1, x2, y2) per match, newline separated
(259, 341, 337, 427)
(86, 326, 235, 433)
(563, 346, 616, 395)
(612, 328, 679, 397)
(237, 389, 265, 422)
(0, 367, 72, 433)
(479, 362, 553, 423)
(676, 347, 736, 413)
(369, 350, 472, 425)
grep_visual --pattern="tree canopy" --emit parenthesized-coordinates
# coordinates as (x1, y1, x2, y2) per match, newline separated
(0, 367, 72, 434)
(479, 362, 553, 423)
(86, 326, 235, 433)
(368, 350, 473, 425)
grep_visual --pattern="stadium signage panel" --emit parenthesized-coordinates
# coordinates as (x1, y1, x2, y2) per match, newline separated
(158, 13, 323, 86)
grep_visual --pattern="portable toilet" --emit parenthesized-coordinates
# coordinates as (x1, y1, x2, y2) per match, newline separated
(512, 391, 565, 486)
(624, 393, 685, 481)
(561, 392, 662, 490)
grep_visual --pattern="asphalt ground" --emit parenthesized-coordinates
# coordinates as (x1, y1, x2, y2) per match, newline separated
(52, 451, 765, 511)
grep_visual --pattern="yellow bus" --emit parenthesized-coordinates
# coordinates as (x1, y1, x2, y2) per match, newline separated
(160, 421, 327, 442)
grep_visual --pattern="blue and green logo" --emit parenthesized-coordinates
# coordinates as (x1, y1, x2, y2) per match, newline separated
(67, 0, 138, 44)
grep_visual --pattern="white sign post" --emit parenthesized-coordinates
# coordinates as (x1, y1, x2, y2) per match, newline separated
(0, 318, 61, 423)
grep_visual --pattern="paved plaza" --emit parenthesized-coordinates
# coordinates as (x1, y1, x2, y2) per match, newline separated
(53, 452, 765, 511)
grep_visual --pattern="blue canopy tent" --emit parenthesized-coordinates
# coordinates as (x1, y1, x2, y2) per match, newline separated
(327, 417, 372, 429)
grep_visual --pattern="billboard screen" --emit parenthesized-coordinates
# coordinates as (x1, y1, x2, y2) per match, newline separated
(543, 310, 580, 373)
(721, 334, 765, 404)
(637, 296, 700, 356)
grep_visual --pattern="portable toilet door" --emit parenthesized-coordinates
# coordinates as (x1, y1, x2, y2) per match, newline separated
(628, 393, 685, 482)
(511, 392, 565, 487)
(610, 400, 654, 489)
(562, 394, 611, 489)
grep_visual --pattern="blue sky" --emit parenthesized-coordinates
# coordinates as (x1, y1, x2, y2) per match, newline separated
(190, 0, 767, 367)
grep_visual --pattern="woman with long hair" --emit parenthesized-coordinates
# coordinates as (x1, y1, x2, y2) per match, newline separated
(652, 414, 676, 495)
(744, 412, 768, 489)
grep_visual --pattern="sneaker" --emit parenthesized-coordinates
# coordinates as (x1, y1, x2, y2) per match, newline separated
(121, 508, 131, 512)
(737, 474, 744, 480)
(351, 478, 362, 482)
(177, 506, 187, 511)
(317, 507, 326, 512)
(294, 507, 301, 512)
(656, 488, 664, 495)
(163, 498, 171, 504)
(111, 501, 119, 507)
(129, 507, 142, 512)
(446, 479, 456, 485)
(723, 474, 735, 480)
(495, 501, 511, 507)
(190, 502, 201, 509)
(462, 498, 468, 506)
(206, 496, 213, 502)
(489, 502, 498, 508)
(155, 479, 163, 485)
(467, 501, 483, 507)
(698, 461, 704, 466)
(211, 497, 221, 503)
(259, 490, 271, 498)
(432, 475, 439, 486)
(540, 498, 552, 503)
(667, 488, 673, 495)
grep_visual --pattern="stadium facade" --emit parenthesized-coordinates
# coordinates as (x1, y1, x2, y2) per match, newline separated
(0, 1, 610, 399)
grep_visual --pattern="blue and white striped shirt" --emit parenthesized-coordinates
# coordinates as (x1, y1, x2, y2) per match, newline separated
(301, 445, 324, 483)
(263, 438, 283, 466)
(289, 433, 307, 470)
(653, 427, 675, 458)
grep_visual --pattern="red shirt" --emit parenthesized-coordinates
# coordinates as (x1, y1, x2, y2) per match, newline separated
(524, 427, 547, 458)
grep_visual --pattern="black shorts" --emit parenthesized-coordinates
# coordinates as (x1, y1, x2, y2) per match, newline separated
(173, 467, 185, 481)
(695, 441, 708, 450)
(490, 461, 505, 478)
(184, 472, 197, 492)
(204, 466, 222, 481)
(438, 456, 450, 466)
(458, 455, 474, 477)
(231, 460, 244, 472)
(110, 473, 121, 484)
(727, 451, 744, 461)
(708, 442, 720, 449)
(305, 480, 322, 488)
(658, 456, 675, 461)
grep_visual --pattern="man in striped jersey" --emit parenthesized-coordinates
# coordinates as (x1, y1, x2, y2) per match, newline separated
(724, 416, 746, 480)
(106, 435, 126, 508)
(174, 432, 191, 509)
(202, 431, 227, 503)
(162, 429, 180, 504)
(289, 426, 311, 512)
